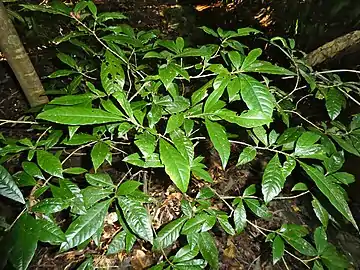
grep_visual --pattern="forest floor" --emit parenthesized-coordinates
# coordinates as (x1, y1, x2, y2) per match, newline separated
(1, 0, 360, 269)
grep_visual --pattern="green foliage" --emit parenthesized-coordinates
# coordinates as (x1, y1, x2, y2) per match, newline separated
(0, 1, 359, 269)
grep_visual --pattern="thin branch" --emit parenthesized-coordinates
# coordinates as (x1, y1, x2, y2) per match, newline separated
(283, 110, 324, 132)
(0, 119, 38, 126)
(229, 140, 292, 157)
(274, 190, 310, 200)
(337, 87, 360, 107)
(315, 69, 360, 76)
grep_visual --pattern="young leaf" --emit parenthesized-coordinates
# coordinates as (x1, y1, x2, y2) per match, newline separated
(301, 162, 358, 230)
(314, 227, 328, 255)
(291, 182, 308, 192)
(154, 217, 187, 250)
(253, 126, 268, 146)
(91, 142, 110, 172)
(205, 119, 230, 169)
(37, 150, 63, 178)
(241, 48, 262, 70)
(159, 139, 190, 193)
(198, 231, 219, 270)
(204, 75, 230, 113)
(63, 167, 88, 175)
(165, 114, 184, 134)
(118, 196, 153, 243)
(0, 165, 25, 204)
(60, 199, 111, 251)
(272, 236, 284, 265)
(323, 151, 344, 174)
(325, 88, 345, 120)
(234, 199, 247, 233)
(117, 180, 142, 196)
(262, 154, 285, 203)
(37, 107, 122, 125)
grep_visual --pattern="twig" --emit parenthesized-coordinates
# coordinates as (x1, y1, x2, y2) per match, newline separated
(337, 87, 360, 107)
(315, 69, 360, 76)
(283, 110, 324, 132)
(6, 207, 26, 231)
(277, 85, 307, 104)
(274, 190, 310, 200)
(229, 140, 292, 157)
(0, 119, 38, 126)
(295, 94, 312, 109)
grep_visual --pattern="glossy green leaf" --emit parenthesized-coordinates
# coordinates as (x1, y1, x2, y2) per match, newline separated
(182, 213, 211, 235)
(117, 180, 142, 195)
(63, 167, 88, 175)
(198, 231, 219, 270)
(147, 104, 162, 128)
(191, 79, 213, 105)
(204, 75, 230, 113)
(91, 142, 110, 172)
(97, 12, 127, 22)
(37, 218, 66, 245)
(101, 51, 125, 95)
(205, 119, 230, 169)
(281, 231, 317, 256)
(314, 227, 328, 254)
(323, 151, 344, 174)
(227, 76, 241, 102)
(241, 48, 262, 70)
(37, 150, 63, 178)
(22, 161, 44, 179)
(300, 162, 358, 230)
(228, 51, 243, 70)
(154, 217, 187, 250)
(60, 199, 111, 251)
(311, 197, 329, 228)
(272, 236, 284, 265)
(196, 187, 215, 199)
(37, 107, 122, 125)
(48, 69, 76, 78)
(32, 198, 69, 214)
(245, 61, 295, 75)
(191, 166, 213, 183)
(49, 94, 94, 106)
(330, 172, 355, 185)
(0, 165, 25, 204)
(217, 215, 235, 235)
(253, 126, 268, 146)
(159, 139, 190, 193)
(107, 230, 126, 254)
(291, 182, 308, 192)
(245, 199, 271, 220)
(81, 186, 113, 209)
(166, 114, 184, 134)
(85, 173, 114, 187)
(325, 88, 345, 120)
(63, 133, 97, 145)
(9, 213, 38, 270)
(262, 154, 285, 203)
(173, 245, 199, 263)
(118, 196, 153, 243)
(234, 199, 247, 233)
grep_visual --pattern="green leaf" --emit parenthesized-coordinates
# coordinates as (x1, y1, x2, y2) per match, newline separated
(117, 180, 142, 195)
(171, 130, 194, 164)
(300, 162, 358, 230)
(48, 69, 76, 78)
(57, 52, 77, 68)
(228, 51, 243, 70)
(191, 167, 213, 183)
(22, 162, 44, 179)
(204, 75, 230, 113)
(85, 173, 114, 187)
(154, 217, 187, 250)
(173, 245, 199, 263)
(277, 127, 303, 145)
(191, 79, 213, 105)
(314, 227, 328, 255)
(107, 230, 126, 254)
(60, 200, 111, 251)
(227, 77, 241, 102)
(244, 199, 271, 220)
(281, 230, 317, 256)
(325, 88, 345, 120)
(118, 196, 153, 243)
(331, 134, 360, 156)
(37, 107, 122, 125)
(217, 215, 235, 235)
(37, 218, 66, 245)
(291, 182, 308, 192)
(166, 114, 184, 134)
(9, 213, 38, 270)
(241, 48, 262, 70)
(239, 74, 275, 116)
(0, 165, 25, 203)
(282, 157, 296, 178)
(76, 257, 94, 270)
(331, 172, 355, 185)
(295, 132, 326, 159)
(101, 51, 125, 95)
(63, 133, 97, 145)
(262, 154, 286, 203)
(49, 94, 93, 106)
(234, 199, 247, 233)
(81, 186, 113, 209)
(313, 261, 324, 270)
(97, 12, 127, 22)
(13, 172, 36, 187)
(159, 64, 177, 90)
(272, 236, 284, 265)
(147, 104, 162, 128)
(253, 126, 268, 146)
(205, 119, 230, 169)
(182, 213, 211, 235)
(244, 61, 295, 75)
(320, 244, 349, 269)
(198, 232, 219, 270)
(323, 151, 344, 174)
(159, 139, 190, 193)
(32, 198, 69, 214)
(218, 109, 272, 128)
(113, 91, 134, 120)
(37, 150, 63, 178)
(311, 197, 329, 228)
(196, 187, 215, 199)
(199, 26, 219, 37)
(243, 184, 256, 196)
(91, 142, 110, 172)
(63, 167, 88, 175)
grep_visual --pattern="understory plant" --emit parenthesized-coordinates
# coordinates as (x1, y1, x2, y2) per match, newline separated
(1, 1, 360, 269)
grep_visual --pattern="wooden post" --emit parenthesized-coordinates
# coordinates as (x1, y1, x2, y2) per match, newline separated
(0, 1, 48, 107)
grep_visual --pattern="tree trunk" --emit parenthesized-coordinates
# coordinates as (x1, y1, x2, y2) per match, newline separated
(0, 1, 48, 107)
